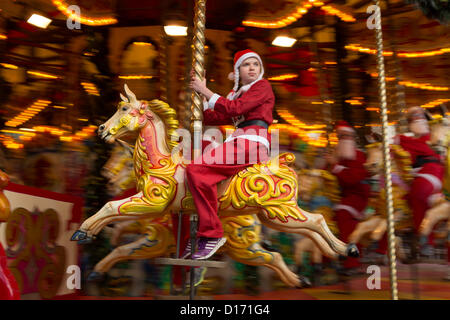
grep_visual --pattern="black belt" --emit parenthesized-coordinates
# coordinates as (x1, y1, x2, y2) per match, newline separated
(413, 155, 441, 168)
(236, 119, 268, 129)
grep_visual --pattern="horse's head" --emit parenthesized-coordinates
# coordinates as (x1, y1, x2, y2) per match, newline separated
(429, 118, 449, 157)
(365, 143, 383, 176)
(98, 84, 156, 143)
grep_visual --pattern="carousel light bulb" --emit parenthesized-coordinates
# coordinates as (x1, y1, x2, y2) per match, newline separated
(164, 25, 187, 36)
(27, 14, 52, 29)
(272, 36, 297, 47)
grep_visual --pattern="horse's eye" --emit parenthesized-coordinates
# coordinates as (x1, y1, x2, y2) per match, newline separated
(122, 106, 128, 111)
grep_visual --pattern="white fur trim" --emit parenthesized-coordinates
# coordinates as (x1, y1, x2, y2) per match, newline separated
(427, 193, 444, 207)
(208, 93, 221, 110)
(334, 204, 363, 220)
(332, 164, 346, 174)
(224, 134, 270, 149)
(414, 173, 442, 193)
(336, 126, 355, 133)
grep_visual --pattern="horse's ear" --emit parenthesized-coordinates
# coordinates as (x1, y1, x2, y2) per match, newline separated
(120, 93, 128, 103)
(124, 84, 137, 103)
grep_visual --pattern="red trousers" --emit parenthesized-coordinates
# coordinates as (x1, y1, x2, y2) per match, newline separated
(335, 209, 362, 269)
(186, 137, 269, 239)
(409, 163, 444, 233)
(376, 233, 388, 255)
(0, 243, 20, 300)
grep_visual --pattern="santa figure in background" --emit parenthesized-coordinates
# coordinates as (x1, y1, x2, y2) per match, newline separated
(326, 121, 370, 274)
(394, 106, 445, 254)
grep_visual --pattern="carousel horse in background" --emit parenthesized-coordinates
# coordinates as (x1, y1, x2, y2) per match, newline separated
(349, 142, 413, 262)
(0, 170, 21, 300)
(293, 167, 342, 285)
(102, 143, 136, 198)
(71, 84, 359, 288)
(294, 168, 340, 269)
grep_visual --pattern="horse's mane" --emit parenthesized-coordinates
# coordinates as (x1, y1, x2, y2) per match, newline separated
(146, 99, 179, 152)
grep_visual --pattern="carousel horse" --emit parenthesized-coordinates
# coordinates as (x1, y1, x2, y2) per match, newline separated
(294, 168, 340, 270)
(71, 84, 359, 287)
(96, 143, 304, 287)
(348, 142, 412, 262)
(0, 169, 20, 299)
(102, 143, 136, 197)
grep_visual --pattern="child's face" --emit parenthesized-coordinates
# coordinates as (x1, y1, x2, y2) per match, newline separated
(239, 57, 261, 85)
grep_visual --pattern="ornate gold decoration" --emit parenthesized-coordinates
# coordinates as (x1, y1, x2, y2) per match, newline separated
(391, 144, 413, 183)
(128, 221, 175, 257)
(219, 153, 306, 223)
(0, 170, 10, 222)
(5, 207, 66, 299)
(120, 156, 178, 215)
(222, 215, 273, 263)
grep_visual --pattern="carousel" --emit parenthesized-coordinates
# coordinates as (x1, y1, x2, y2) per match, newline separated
(0, 0, 449, 301)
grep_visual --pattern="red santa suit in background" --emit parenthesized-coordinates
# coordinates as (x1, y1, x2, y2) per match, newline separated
(184, 49, 274, 260)
(328, 121, 370, 270)
(394, 107, 445, 241)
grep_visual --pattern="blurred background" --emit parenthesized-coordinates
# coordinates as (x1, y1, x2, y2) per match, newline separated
(0, 0, 448, 300)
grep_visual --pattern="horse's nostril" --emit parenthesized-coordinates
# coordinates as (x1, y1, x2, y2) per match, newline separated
(99, 124, 105, 132)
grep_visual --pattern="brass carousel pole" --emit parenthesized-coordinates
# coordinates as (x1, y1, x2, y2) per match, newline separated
(190, 0, 206, 161)
(189, 0, 207, 300)
(373, 0, 398, 300)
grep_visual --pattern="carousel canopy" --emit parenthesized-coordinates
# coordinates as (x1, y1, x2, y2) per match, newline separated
(0, 0, 448, 149)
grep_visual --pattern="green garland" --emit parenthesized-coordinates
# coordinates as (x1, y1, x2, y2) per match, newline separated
(406, 0, 450, 24)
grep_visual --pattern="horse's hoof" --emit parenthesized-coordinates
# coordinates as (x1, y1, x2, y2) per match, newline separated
(71, 230, 87, 241)
(298, 275, 312, 288)
(87, 271, 105, 282)
(78, 236, 94, 245)
(346, 243, 359, 258)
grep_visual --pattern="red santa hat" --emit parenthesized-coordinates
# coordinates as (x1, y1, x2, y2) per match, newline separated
(228, 49, 265, 93)
(335, 120, 355, 133)
(406, 106, 430, 122)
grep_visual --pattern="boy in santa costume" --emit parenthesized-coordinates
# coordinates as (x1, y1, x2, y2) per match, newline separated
(326, 121, 370, 273)
(394, 106, 445, 252)
(184, 49, 274, 260)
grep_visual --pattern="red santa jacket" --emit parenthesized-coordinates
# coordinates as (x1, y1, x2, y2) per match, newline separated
(396, 134, 441, 167)
(330, 149, 370, 219)
(201, 79, 275, 157)
(395, 133, 444, 191)
(203, 79, 274, 127)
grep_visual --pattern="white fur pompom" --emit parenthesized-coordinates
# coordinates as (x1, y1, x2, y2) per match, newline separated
(228, 72, 235, 81)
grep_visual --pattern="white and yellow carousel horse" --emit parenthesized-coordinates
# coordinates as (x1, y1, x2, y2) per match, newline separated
(71, 85, 359, 287)
(95, 143, 304, 287)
